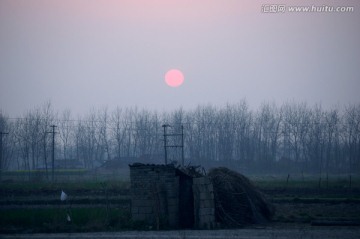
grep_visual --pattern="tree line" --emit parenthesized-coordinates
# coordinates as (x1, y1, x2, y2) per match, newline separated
(0, 100, 359, 175)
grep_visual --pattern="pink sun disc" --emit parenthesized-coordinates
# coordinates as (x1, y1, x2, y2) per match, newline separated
(165, 69, 184, 87)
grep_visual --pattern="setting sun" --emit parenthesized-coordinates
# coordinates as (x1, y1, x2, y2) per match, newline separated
(165, 69, 184, 87)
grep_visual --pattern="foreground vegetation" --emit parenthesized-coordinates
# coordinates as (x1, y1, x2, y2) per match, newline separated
(0, 208, 134, 233)
(1, 175, 359, 233)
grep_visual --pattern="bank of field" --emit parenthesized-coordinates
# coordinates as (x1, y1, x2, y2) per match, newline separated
(1, 168, 130, 182)
(1, 174, 360, 233)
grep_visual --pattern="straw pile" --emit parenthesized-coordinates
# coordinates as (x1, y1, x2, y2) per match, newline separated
(208, 167, 274, 227)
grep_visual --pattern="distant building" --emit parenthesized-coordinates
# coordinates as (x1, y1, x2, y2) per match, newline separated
(36, 159, 84, 170)
(55, 159, 84, 169)
(100, 157, 137, 169)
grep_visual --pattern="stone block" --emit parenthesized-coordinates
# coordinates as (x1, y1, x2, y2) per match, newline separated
(138, 206, 153, 214)
(132, 199, 154, 207)
(199, 207, 214, 216)
(168, 205, 178, 214)
(131, 207, 139, 214)
(168, 198, 178, 207)
(132, 213, 145, 221)
(200, 192, 211, 200)
(200, 199, 214, 208)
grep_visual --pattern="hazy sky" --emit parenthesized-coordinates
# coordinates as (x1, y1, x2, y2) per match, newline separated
(1, 0, 359, 116)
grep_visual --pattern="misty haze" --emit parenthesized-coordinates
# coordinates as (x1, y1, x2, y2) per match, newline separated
(0, 0, 360, 238)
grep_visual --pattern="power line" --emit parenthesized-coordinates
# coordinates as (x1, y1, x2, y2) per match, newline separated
(4, 115, 359, 128)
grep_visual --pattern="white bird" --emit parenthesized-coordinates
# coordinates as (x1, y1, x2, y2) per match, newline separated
(60, 190, 68, 201)
(66, 213, 71, 222)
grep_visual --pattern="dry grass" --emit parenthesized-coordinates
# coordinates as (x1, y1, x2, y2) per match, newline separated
(208, 167, 275, 227)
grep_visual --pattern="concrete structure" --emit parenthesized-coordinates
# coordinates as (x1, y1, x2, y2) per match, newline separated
(193, 177, 215, 229)
(129, 163, 215, 229)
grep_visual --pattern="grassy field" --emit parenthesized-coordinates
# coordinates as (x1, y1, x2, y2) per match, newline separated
(0, 207, 134, 233)
(1, 174, 360, 233)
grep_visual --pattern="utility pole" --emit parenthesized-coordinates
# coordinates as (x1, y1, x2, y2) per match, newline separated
(162, 124, 169, 165)
(0, 132, 9, 181)
(162, 124, 185, 166)
(181, 125, 184, 166)
(47, 125, 57, 182)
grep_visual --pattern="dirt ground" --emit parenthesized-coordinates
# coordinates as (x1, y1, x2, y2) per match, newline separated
(2, 225, 360, 239)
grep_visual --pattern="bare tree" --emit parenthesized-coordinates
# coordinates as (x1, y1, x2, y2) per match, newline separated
(2, 101, 360, 175)
(111, 107, 124, 160)
(343, 105, 360, 174)
(40, 102, 55, 178)
(0, 113, 12, 173)
(98, 107, 111, 161)
(324, 108, 340, 180)
(58, 109, 73, 169)
(254, 102, 282, 171)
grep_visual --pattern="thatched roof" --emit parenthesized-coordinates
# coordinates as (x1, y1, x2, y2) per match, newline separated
(208, 167, 275, 227)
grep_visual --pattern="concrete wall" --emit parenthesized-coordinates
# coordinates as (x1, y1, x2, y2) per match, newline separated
(130, 164, 179, 229)
(193, 177, 215, 229)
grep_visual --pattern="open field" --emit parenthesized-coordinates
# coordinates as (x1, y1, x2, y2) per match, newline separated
(1, 174, 360, 235)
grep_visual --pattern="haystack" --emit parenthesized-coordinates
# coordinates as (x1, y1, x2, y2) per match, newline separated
(208, 167, 274, 227)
